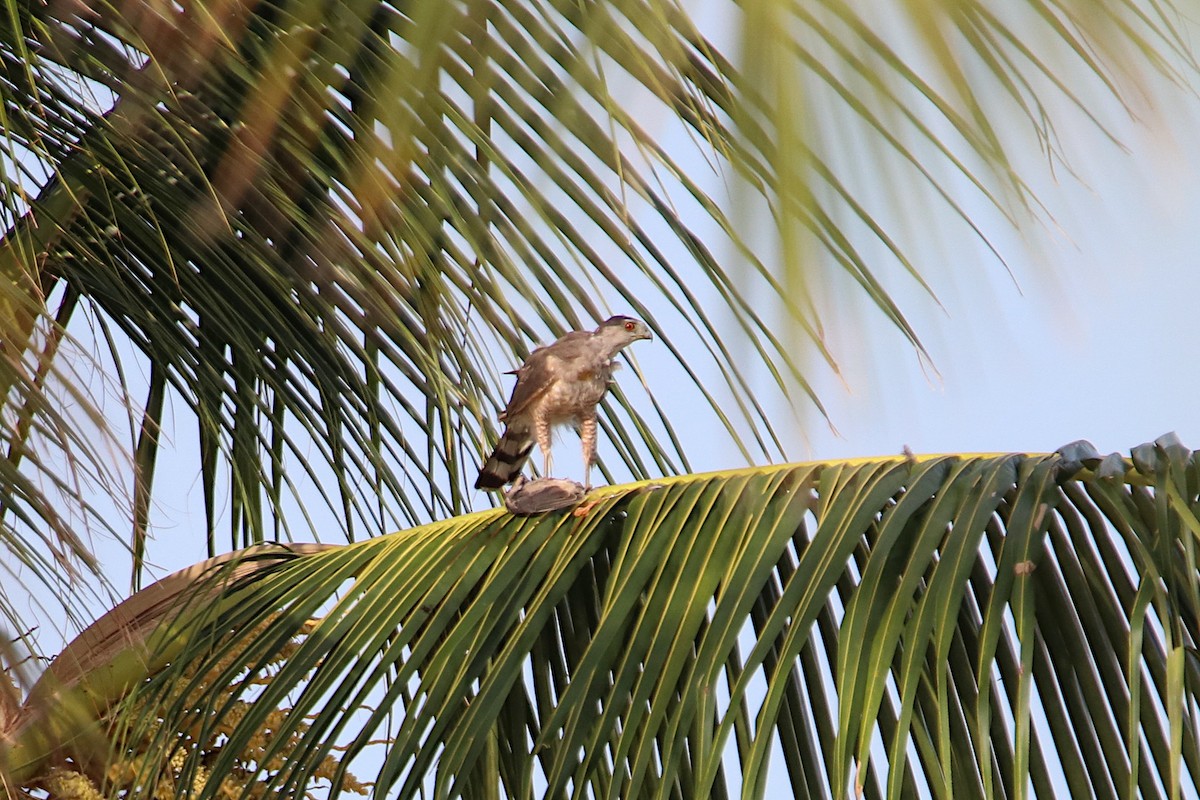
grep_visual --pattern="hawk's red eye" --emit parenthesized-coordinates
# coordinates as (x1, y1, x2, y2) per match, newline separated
(624, 321, 635, 331)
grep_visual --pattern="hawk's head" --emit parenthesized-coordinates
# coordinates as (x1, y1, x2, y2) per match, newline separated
(597, 315, 653, 347)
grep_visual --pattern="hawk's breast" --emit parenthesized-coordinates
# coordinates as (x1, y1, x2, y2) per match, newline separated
(540, 360, 613, 424)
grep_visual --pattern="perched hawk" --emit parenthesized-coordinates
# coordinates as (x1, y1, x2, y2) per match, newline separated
(475, 315, 653, 491)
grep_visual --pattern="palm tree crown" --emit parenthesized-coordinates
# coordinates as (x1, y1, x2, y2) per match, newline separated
(0, 1, 1197, 798)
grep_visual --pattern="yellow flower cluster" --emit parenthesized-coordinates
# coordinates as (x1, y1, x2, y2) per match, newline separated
(42, 768, 104, 800)
(37, 617, 366, 799)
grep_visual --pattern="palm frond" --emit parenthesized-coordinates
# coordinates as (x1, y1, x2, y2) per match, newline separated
(11, 441, 1200, 798)
(0, 0, 1190, 579)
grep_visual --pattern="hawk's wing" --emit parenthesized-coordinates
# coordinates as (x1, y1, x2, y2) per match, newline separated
(499, 331, 592, 422)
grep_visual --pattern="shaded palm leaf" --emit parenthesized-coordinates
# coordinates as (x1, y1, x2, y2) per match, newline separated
(2, 0, 817, 559)
(12, 440, 1200, 798)
(0, 542, 335, 784)
(0, 0, 1191, 580)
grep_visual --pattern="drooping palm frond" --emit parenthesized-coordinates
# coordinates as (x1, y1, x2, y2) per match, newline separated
(10, 439, 1199, 798)
(0, 0, 1192, 577)
(0, 542, 336, 784)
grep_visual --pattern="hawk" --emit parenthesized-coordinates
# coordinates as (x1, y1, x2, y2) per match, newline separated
(475, 315, 653, 491)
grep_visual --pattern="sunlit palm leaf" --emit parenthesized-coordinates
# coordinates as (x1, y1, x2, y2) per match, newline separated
(15, 442, 1199, 798)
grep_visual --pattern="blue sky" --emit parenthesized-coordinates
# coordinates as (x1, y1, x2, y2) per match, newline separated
(796, 99, 1200, 462)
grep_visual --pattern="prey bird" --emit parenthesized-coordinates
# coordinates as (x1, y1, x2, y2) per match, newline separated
(475, 315, 653, 491)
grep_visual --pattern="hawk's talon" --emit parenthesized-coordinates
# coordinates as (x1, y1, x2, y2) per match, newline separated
(572, 497, 602, 517)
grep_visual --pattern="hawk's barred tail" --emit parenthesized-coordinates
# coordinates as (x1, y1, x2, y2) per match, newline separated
(475, 429, 534, 489)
